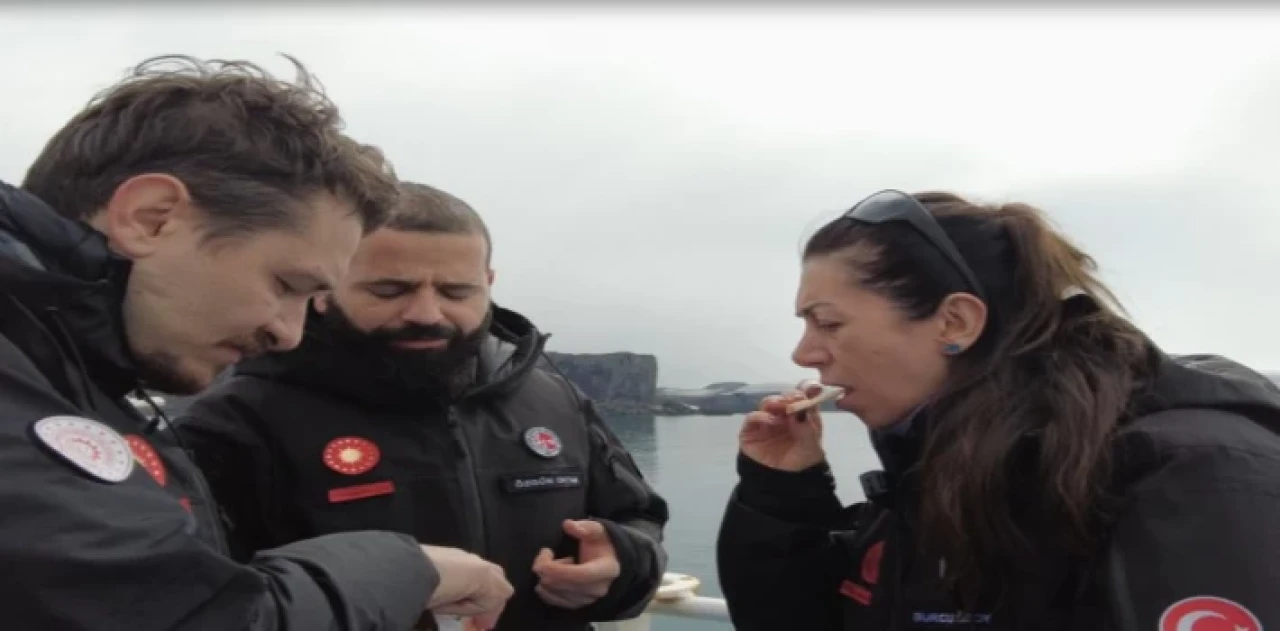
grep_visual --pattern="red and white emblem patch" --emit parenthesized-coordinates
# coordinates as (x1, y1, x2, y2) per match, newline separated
(125, 434, 166, 487)
(1159, 596, 1262, 631)
(523, 426, 562, 458)
(32, 416, 134, 484)
(322, 436, 381, 476)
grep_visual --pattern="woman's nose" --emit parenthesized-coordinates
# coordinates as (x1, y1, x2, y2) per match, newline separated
(792, 337, 828, 369)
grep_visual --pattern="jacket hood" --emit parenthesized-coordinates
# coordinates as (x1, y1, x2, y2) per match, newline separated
(860, 347, 1280, 519)
(1130, 352, 1280, 431)
(234, 303, 548, 411)
(469, 305, 549, 399)
(869, 348, 1280, 479)
(0, 180, 138, 400)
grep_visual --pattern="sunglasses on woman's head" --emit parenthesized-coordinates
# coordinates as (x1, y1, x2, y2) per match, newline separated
(842, 189, 987, 304)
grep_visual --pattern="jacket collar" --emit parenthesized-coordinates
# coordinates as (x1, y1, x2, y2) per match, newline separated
(0, 181, 139, 400)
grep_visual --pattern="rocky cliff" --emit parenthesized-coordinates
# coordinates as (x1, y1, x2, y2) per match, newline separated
(540, 351, 659, 416)
(655, 381, 837, 415)
(534, 353, 823, 417)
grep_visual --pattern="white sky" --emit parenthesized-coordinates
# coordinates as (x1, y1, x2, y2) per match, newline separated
(3, 5, 1278, 387)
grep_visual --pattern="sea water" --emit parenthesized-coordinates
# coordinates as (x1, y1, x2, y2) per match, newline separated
(604, 412, 878, 631)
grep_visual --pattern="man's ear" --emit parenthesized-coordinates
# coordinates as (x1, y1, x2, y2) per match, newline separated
(486, 268, 496, 287)
(935, 292, 987, 354)
(313, 293, 331, 313)
(92, 174, 193, 259)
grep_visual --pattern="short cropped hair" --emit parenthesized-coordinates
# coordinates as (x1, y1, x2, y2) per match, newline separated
(23, 54, 398, 240)
(386, 181, 492, 264)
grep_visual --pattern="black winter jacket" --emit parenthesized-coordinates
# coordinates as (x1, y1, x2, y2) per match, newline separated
(0, 181, 438, 630)
(718, 351, 1280, 631)
(174, 305, 670, 631)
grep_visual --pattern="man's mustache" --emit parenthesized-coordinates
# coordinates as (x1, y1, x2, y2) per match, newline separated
(376, 322, 458, 345)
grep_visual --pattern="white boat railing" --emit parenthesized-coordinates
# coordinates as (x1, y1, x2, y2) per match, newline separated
(128, 395, 165, 413)
(597, 572, 731, 630)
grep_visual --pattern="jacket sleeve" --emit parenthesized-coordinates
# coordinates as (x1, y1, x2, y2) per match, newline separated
(172, 392, 282, 562)
(1103, 439, 1280, 631)
(717, 453, 855, 631)
(0, 356, 437, 631)
(572, 398, 671, 622)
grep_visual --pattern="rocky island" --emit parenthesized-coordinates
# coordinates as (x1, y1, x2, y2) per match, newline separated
(541, 352, 837, 416)
(539, 351, 659, 416)
(654, 381, 838, 415)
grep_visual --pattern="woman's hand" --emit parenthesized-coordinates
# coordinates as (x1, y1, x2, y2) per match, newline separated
(738, 381, 826, 472)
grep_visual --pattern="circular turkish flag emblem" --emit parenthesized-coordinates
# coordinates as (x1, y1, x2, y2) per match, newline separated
(322, 437, 381, 476)
(523, 427, 562, 458)
(125, 434, 167, 487)
(1159, 596, 1262, 631)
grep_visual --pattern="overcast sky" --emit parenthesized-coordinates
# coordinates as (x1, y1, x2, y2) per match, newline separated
(3, 6, 1278, 387)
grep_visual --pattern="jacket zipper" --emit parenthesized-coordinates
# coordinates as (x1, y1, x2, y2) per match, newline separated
(154, 410, 231, 554)
(448, 409, 488, 556)
(188, 449, 232, 554)
(887, 510, 907, 631)
(129, 398, 231, 555)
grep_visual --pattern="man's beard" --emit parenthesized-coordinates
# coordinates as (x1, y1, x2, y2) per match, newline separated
(320, 301, 493, 396)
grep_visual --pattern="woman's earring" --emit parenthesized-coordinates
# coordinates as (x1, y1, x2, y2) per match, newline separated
(943, 342, 963, 355)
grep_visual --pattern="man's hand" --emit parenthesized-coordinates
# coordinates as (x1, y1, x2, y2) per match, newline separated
(421, 545, 513, 630)
(532, 519, 622, 610)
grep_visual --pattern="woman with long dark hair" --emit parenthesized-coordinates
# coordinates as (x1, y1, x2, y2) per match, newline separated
(716, 190, 1279, 630)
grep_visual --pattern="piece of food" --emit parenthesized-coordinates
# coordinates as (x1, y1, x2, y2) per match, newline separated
(784, 386, 845, 415)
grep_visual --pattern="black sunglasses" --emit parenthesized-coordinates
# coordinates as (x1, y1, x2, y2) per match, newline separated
(843, 189, 987, 303)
